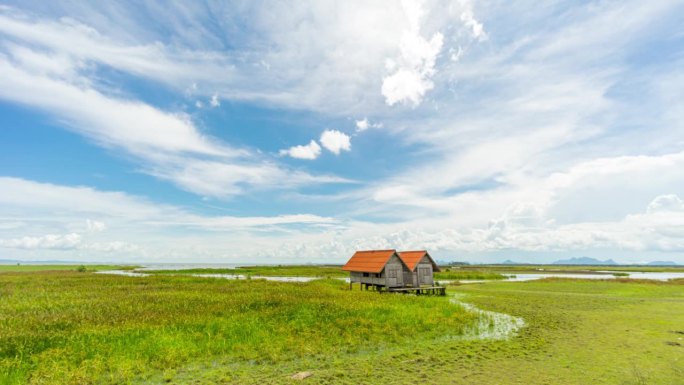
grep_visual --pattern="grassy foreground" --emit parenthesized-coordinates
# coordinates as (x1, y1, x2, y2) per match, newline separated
(0, 265, 136, 273)
(1, 272, 682, 384)
(0, 272, 478, 384)
(174, 278, 681, 385)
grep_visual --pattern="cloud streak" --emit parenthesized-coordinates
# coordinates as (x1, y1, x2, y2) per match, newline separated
(0, 45, 349, 197)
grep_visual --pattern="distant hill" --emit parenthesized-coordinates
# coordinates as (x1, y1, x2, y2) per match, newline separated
(552, 257, 618, 265)
(501, 259, 528, 265)
(438, 260, 470, 266)
(647, 261, 678, 266)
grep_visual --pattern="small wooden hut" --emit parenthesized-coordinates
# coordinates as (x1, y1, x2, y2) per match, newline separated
(397, 250, 441, 287)
(343, 249, 443, 294)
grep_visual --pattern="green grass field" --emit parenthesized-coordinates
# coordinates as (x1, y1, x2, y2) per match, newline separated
(1, 271, 682, 384)
(0, 265, 136, 273)
(434, 269, 508, 280)
(0, 271, 478, 384)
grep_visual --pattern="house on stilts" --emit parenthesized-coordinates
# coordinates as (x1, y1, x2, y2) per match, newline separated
(342, 249, 444, 295)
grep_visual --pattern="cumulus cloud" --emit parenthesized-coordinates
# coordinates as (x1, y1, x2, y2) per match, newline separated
(281, 129, 354, 160)
(647, 194, 684, 213)
(355, 118, 369, 131)
(210, 93, 220, 107)
(320, 130, 352, 155)
(279, 140, 322, 160)
(355, 117, 382, 132)
(381, 1, 444, 106)
(275, 192, 684, 260)
(460, 9, 486, 41)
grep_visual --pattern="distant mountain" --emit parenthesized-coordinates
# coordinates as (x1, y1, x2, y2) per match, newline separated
(501, 259, 527, 265)
(647, 261, 678, 266)
(552, 257, 618, 265)
(438, 260, 470, 266)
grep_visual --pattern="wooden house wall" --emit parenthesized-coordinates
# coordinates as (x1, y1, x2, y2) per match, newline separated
(405, 255, 435, 287)
(416, 258, 434, 286)
(348, 254, 405, 287)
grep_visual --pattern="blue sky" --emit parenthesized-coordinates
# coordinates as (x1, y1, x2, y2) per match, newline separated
(1, 0, 683, 264)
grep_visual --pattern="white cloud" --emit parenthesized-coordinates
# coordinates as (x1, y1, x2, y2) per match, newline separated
(210, 93, 220, 107)
(280, 128, 355, 161)
(355, 118, 369, 131)
(279, 140, 322, 160)
(0, 177, 341, 260)
(0, 233, 82, 250)
(2, 174, 684, 263)
(0, 232, 143, 253)
(320, 130, 351, 155)
(647, 194, 684, 213)
(381, 0, 445, 106)
(0, 58, 230, 157)
(460, 10, 486, 41)
(0, 48, 348, 197)
(355, 117, 382, 132)
(269, 192, 684, 262)
(0, 3, 486, 115)
(1, 2, 683, 264)
(0, 177, 338, 231)
(195, 100, 203, 108)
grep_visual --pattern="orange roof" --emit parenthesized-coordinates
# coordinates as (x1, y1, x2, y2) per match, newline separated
(342, 249, 397, 273)
(398, 250, 440, 272)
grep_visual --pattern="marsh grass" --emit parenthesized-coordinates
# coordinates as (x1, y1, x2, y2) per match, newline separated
(159, 278, 684, 384)
(0, 272, 479, 384)
(145, 265, 348, 278)
(434, 270, 508, 280)
(0, 265, 137, 273)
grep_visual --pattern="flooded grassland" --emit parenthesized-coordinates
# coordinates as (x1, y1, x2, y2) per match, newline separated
(0, 268, 682, 384)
